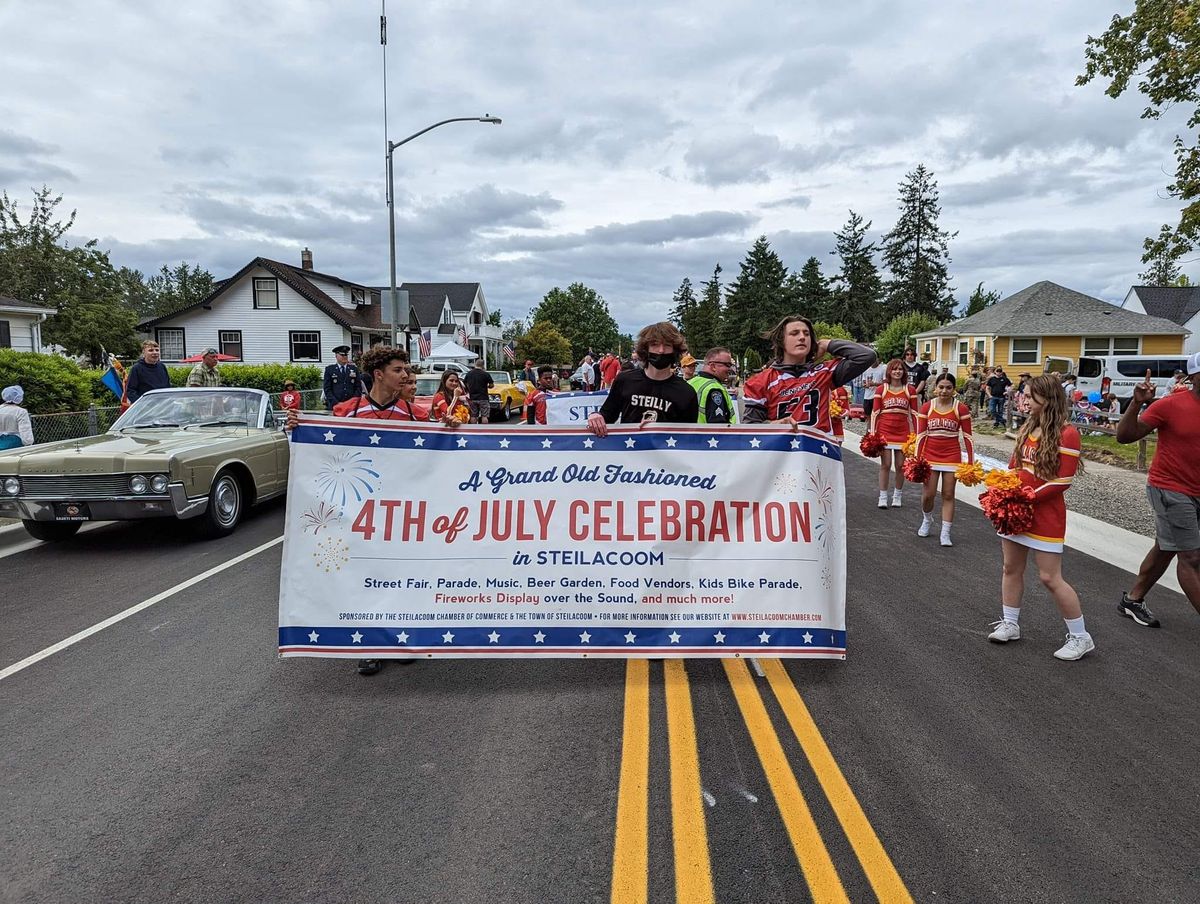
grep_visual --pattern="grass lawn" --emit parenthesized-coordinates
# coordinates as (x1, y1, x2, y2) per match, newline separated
(1077, 431, 1155, 468)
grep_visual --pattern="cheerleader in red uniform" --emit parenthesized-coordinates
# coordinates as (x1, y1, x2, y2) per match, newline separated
(987, 374, 1093, 660)
(869, 358, 917, 508)
(915, 373, 973, 546)
(830, 384, 849, 443)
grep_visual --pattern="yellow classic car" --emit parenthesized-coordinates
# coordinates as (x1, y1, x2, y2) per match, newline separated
(487, 371, 527, 422)
(0, 387, 289, 541)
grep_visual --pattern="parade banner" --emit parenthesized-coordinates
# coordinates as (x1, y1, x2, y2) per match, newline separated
(544, 389, 607, 425)
(278, 418, 847, 659)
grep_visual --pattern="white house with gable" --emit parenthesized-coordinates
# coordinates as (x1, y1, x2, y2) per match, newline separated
(1119, 286, 1200, 354)
(137, 249, 498, 365)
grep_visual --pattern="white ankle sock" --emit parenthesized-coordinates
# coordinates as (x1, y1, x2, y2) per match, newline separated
(1002, 605, 1021, 624)
(1064, 615, 1087, 637)
(922, 511, 934, 523)
(940, 520, 952, 534)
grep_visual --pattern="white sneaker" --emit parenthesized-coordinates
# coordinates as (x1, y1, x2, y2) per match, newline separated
(988, 620, 1021, 642)
(917, 516, 932, 537)
(940, 529, 953, 547)
(1053, 633, 1095, 661)
(891, 490, 903, 508)
(878, 492, 889, 509)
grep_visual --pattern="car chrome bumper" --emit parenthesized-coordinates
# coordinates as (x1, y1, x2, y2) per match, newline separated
(0, 483, 208, 522)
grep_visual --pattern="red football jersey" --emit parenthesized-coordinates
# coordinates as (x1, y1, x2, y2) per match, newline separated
(743, 359, 841, 433)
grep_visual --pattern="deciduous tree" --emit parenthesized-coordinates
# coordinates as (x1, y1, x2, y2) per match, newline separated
(1079, 3, 1200, 265)
(515, 320, 572, 366)
(529, 283, 620, 361)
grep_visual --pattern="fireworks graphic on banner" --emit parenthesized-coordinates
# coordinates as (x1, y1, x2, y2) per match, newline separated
(821, 563, 833, 589)
(312, 536, 350, 572)
(807, 469, 834, 516)
(772, 472, 798, 495)
(300, 501, 341, 535)
(315, 451, 380, 508)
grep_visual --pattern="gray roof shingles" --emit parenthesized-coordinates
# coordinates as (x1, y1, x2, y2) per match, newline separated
(137, 259, 479, 333)
(913, 281, 1187, 338)
(1131, 286, 1200, 326)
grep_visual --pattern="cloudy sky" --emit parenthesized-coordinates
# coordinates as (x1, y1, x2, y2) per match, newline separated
(0, 0, 1187, 334)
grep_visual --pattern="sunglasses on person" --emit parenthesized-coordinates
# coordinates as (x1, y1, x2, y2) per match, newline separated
(707, 359, 734, 368)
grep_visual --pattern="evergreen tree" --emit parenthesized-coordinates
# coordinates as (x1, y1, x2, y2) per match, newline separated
(722, 236, 790, 361)
(793, 256, 832, 322)
(668, 277, 699, 348)
(1138, 225, 1184, 285)
(691, 264, 723, 356)
(880, 164, 956, 322)
(964, 281, 1001, 316)
(828, 211, 886, 341)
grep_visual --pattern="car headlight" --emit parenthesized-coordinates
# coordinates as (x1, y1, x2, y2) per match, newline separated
(150, 474, 169, 494)
(129, 475, 148, 495)
(2, 477, 18, 496)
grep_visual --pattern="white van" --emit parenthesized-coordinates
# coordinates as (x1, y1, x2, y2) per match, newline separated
(423, 361, 469, 376)
(1073, 355, 1190, 410)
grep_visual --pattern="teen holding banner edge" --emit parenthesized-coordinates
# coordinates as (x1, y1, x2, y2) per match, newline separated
(742, 316, 875, 433)
(285, 345, 459, 676)
(587, 322, 699, 436)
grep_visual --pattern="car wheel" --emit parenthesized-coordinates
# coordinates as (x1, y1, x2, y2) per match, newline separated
(22, 520, 82, 542)
(198, 470, 244, 538)
(502, 401, 512, 422)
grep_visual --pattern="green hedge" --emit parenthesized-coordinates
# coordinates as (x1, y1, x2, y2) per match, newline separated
(0, 350, 93, 414)
(84, 362, 324, 404)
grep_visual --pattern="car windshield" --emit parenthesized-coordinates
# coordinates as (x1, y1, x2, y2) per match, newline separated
(113, 390, 261, 431)
(488, 372, 512, 384)
(415, 376, 441, 396)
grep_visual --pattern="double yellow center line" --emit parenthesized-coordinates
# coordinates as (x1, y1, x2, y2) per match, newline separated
(610, 659, 912, 903)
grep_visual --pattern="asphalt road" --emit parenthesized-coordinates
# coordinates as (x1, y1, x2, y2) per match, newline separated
(1, 454, 1197, 904)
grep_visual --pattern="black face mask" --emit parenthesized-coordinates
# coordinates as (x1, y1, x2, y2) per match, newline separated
(646, 351, 676, 369)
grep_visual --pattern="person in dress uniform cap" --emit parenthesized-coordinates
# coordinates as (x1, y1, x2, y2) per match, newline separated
(323, 345, 362, 410)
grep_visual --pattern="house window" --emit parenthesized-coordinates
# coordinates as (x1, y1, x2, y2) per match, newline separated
(1083, 337, 1141, 356)
(351, 333, 364, 355)
(253, 278, 279, 309)
(219, 330, 243, 361)
(351, 287, 365, 305)
(156, 328, 185, 361)
(922, 341, 932, 358)
(290, 331, 321, 362)
(442, 307, 454, 325)
(958, 340, 969, 365)
(0, 321, 10, 349)
(1114, 337, 1140, 354)
(1009, 337, 1040, 365)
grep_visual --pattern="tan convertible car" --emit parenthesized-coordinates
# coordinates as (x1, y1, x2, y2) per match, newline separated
(0, 387, 289, 541)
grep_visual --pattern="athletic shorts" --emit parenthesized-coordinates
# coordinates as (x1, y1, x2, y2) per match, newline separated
(1147, 485, 1200, 552)
(468, 399, 491, 422)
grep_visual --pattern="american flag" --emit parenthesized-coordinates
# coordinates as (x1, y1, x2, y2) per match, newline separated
(502, 341, 516, 362)
(456, 325, 468, 346)
(418, 330, 431, 356)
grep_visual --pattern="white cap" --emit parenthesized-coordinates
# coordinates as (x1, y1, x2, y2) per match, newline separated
(1187, 352, 1200, 376)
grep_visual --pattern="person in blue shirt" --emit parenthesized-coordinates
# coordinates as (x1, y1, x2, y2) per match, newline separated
(125, 340, 171, 403)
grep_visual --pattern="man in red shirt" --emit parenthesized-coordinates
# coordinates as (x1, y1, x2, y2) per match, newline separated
(600, 352, 621, 388)
(1115, 354, 1200, 625)
(524, 365, 559, 425)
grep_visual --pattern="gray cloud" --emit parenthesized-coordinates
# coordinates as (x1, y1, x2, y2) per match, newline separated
(761, 193, 812, 210)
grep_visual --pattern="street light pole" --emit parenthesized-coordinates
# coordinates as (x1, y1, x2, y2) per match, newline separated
(387, 115, 502, 349)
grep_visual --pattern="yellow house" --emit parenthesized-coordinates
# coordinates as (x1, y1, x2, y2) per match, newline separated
(910, 281, 1188, 378)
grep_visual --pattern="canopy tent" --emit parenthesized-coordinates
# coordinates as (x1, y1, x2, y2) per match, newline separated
(425, 340, 475, 361)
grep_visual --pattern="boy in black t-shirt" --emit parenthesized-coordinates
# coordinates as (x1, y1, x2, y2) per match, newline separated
(588, 322, 699, 435)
